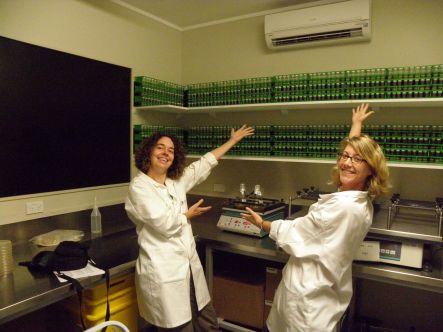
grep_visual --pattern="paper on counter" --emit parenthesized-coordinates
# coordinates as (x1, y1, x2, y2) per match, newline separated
(54, 261, 105, 283)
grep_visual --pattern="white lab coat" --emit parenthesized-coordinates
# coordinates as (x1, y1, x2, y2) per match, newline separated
(125, 153, 218, 328)
(267, 191, 373, 332)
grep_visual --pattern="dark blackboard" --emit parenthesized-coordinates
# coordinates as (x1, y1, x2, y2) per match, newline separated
(0, 36, 131, 198)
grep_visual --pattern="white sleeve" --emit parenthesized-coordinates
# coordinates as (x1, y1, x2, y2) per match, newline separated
(125, 182, 188, 239)
(179, 152, 218, 192)
(269, 212, 325, 259)
(269, 198, 364, 259)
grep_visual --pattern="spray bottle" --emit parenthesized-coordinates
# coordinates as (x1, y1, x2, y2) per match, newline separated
(91, 196, 102, 234)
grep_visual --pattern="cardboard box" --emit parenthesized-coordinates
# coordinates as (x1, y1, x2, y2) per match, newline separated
(213, 274, 265, 329)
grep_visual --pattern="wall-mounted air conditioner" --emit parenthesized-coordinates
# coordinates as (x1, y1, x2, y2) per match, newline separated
(265, 0, 371, 50)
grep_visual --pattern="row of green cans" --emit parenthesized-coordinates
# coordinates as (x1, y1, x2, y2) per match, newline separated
(137, 124, 443, 140)
(134, 64, 443, 107)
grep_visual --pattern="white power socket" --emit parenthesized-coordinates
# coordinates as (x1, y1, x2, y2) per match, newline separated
(26, 201, 44, 214)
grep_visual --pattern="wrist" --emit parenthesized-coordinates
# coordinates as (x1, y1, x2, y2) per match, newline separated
(228, 137, 239, 145)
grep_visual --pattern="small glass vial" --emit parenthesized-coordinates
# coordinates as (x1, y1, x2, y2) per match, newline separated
(240, 183, 247, 202)
(254, 185, 263, 204)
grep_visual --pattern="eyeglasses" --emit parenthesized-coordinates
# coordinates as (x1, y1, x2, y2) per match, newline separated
(337, 152, 366, 164)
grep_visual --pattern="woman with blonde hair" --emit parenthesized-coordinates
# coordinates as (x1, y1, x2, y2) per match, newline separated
(242, 104, 390, 332)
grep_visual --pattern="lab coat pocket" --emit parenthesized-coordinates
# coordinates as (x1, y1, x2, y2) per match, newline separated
(276, 282, 311, 330)
(151, 249, 188, 284)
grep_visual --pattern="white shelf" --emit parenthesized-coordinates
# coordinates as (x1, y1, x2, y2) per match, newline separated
(187, 155, 443, 169)
(135, 98, 443, 114)
(137, 99, 443, 170)
(188, 155, 335, 164)
(387, 162, 443, 170)
(135, 105, 188, 113)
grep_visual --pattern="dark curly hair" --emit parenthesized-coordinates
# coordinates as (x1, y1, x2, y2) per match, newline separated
(134, 132, 186, 180)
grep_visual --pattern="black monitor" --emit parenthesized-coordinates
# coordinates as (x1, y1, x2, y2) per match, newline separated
(0, 36, 131, 198)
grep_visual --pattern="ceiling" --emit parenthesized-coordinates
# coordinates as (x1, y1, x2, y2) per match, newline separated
(111, 0, 339, 30)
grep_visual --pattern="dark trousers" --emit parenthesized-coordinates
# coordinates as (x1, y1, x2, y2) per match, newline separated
(157, 271, 220, 332)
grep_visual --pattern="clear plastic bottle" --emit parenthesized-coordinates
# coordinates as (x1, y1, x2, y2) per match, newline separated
(91, 196, 102, 234)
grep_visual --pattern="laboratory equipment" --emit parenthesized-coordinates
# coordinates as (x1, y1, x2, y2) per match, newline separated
(355, 240, 424, 269)
(217, 195, 285, 237)
(288, 186, 331, 216)
(387, 194, 443, 237)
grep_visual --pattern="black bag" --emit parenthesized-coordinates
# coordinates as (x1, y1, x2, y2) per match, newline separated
(19, 241, 89, 272)
(19, 240, 110, 330)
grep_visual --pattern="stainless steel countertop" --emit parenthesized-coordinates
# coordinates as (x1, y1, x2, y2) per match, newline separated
(1, 197, 443, 325)
(0, 228, 139, 324)
(0, 204, 137, 325)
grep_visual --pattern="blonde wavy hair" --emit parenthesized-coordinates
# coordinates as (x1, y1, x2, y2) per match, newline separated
(330, 135, 391, 198)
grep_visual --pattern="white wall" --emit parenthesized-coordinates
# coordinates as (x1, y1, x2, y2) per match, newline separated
(182, 0, 443, 82)
(180, 0, 443, 203)
(0, 0, 181, 224)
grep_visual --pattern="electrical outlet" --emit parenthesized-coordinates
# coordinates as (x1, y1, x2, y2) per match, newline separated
(26, 201, 44, 214)
(213, 183, 225, 193)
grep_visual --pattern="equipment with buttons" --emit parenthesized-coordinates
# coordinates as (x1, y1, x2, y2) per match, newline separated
(217, 197, 285, 237)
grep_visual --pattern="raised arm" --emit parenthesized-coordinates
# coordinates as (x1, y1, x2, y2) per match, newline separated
(210, 125, 254, 160)
(349, 103, 374, 138)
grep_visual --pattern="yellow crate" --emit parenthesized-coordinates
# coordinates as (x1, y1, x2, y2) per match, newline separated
(84, 273, 135, 300)
(61, 273, 138, 332)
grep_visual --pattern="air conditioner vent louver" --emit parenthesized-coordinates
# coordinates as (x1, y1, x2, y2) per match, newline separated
(272, 28, 363, 47)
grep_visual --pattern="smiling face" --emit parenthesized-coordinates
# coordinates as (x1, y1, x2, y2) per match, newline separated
(338, 144, 372, 191)
(148, 136, 175, 175)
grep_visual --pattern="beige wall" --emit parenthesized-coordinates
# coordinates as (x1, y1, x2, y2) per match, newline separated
(180, 0, 443, 202)
(182, 0, 443, 82)
(0, 0, 181, 224)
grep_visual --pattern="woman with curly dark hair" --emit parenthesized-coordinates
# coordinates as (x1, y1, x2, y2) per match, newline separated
(134, 132, 187, 180)
(125, 125, 254, 331)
